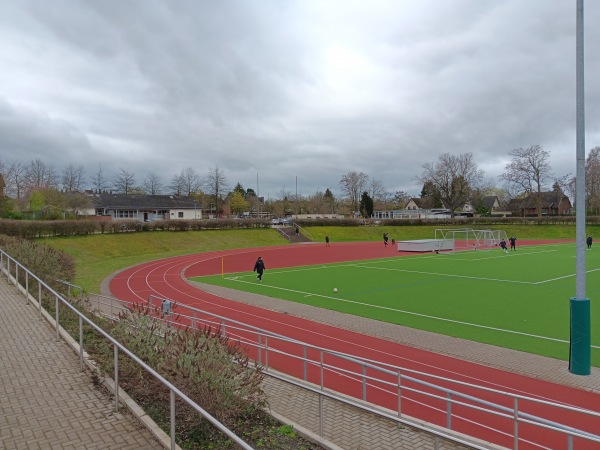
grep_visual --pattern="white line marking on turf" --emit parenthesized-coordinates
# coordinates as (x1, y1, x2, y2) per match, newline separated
(351, 265, 533, 284)
(229, 279, 594, 348)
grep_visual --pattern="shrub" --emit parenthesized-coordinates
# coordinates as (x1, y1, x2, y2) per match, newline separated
(0, 234, 75, 293)
(107, 304, 267, 429)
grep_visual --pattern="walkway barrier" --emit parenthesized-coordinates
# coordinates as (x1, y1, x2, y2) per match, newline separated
(0, 249, 254, 450)
(87, 290, 600, 450)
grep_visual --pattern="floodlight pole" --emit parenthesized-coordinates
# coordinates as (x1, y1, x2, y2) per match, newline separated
(569, 0, 590, 375)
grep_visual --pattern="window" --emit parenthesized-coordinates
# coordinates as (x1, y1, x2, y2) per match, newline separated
(116, 210, 136, 218)
(178, 211, 184, 218)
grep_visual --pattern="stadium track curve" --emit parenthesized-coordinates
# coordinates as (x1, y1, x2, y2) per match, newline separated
(108, 240, 600, 449)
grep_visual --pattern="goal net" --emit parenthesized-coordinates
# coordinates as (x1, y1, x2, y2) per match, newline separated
(434, 228, 508, 252)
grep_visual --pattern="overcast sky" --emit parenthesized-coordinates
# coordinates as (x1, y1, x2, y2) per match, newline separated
(1, 1, 598, 199)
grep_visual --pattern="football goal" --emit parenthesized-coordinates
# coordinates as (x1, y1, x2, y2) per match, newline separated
(434, 228, 508, 252)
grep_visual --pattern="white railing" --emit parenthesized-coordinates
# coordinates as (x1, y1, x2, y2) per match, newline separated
(86, 291, 600, 450)
(0, 250, 254, 450)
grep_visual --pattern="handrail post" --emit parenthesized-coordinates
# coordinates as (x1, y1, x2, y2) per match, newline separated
(257, 331, 262, 366)
(79, 316, 84, 372)
(320, 350, 324, 390)
(114, 344, 119, 412)
(25, 272, 29, 305)
(38, 282, 42, 318)
(303, 345, 307, 381)
(193, 310, 197, 332)
(447, 392, 452, 429)
(319, 393, 324, 437)
(514, 397, 519, 450)
(55, 295, 60, 341)
(397, 369, 402, 417)
(264, 335, 269, 370)
(170, 390, 176, 450)
(362, 363, 367, 401)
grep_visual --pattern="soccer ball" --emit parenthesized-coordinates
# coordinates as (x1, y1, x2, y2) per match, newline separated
(333, 288, 338, 293)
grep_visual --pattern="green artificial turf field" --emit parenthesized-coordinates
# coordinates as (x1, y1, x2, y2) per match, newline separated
(193, 242, 600, 365)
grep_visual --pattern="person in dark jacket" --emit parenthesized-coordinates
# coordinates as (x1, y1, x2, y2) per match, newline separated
(587, 235, 593, 250)
(253, 256, 266, 281)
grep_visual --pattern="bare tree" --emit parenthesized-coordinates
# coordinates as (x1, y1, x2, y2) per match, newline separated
(61, 164, 86, 192)
(368, 178, 386, 203)
(419, 153, 484, 217)
(181, 167, 202, 195)
(91, 166, 109, 192)
(500, 145, 552, 218)
(26, 158, 58, 190)
(143, 172, 165, 195)
(339, 171, 369, 213)
(204, 165, 228, 216)
(586, 147, 600, 215)
(112, 168, 136, 195)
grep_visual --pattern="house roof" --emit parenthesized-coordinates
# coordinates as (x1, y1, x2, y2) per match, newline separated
(410, 197, 439, 209)
(521, 192, 571, 209)
(481, 196, 499, 210)
(91, 193, 197, 209)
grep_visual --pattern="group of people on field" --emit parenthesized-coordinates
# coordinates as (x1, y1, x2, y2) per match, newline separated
(500, 236, 517, 253)
(253, 232, 595, 283)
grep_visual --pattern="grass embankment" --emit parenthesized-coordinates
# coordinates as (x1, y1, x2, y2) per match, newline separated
(39, 223, 593, 293)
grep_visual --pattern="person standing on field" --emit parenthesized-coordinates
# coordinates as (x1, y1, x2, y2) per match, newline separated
(325, 235, 330, 246)
(500, 239, 508, 254)
(587, 235, 593, 250)
(253, 256, 265, 281)
(509, 236, 517, 251)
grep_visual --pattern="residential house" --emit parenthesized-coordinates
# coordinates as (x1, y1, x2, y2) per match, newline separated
(519, 192, 572, 216)
(83, 193, 201, 221)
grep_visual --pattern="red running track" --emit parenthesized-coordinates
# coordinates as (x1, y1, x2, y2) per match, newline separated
(109, 240, 600, 449)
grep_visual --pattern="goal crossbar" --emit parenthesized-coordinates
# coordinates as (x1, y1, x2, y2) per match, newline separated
(434, 228, 508, 252)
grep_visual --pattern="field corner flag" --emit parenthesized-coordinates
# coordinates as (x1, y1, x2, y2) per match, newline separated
(569, 297, 591, 375)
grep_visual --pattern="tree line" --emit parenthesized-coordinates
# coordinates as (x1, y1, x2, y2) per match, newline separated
(1, 144, 598, 219)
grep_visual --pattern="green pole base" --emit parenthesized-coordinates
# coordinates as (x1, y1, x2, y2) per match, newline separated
(569, 297, 591, 376)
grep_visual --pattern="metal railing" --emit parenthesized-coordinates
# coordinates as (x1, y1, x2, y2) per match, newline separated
(86, 291, 600, 450)
(0, 249, 254, 450)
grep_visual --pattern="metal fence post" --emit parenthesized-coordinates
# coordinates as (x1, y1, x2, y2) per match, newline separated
(320, 350, 324, 390)
(397, 369, 402, 417)
(264, 335, 269, 370)
(319, 393, 324, 437)
(170, 390, 176, 450)
(25, 272, 29, 305)
(257, 331, 262, 366)
(447, 393, 452, 429)
(38, 282, 42, 318)
(79, 316, 84, 372)
(55, 295, 60, 341)
(303, 345, 307, 381)
(362, 363, 367, 401)
(514, 397, 519, 450)
(114, 344, 119, 412)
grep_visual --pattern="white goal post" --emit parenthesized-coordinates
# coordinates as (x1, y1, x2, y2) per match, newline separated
(434, 228, 508, 252)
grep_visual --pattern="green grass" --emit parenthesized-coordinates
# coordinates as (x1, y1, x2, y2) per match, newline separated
(38, 229, 288, 292)
(193, 242, 600, 365)
(37, 224, 600, 364)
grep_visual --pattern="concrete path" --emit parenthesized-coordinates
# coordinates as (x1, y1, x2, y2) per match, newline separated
(0, 278, 164, 450)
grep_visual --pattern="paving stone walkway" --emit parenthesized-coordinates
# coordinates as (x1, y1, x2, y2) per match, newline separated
(0, 278, 164, 450)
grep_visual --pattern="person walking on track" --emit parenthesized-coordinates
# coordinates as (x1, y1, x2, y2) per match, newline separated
(253, 256, 266, 281)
